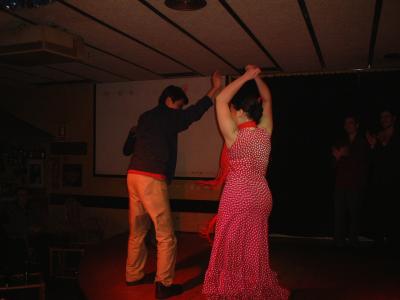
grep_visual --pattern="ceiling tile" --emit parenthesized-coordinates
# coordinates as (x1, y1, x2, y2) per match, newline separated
(307, 0, 375, 70)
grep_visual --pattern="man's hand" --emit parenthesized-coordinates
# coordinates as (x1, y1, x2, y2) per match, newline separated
(211, 70, 223, 90)
(207, 71, 223, 99)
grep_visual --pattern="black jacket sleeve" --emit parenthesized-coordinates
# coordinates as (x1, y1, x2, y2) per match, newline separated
(123, 127, 137, 156)
(176, 96, 213, 132)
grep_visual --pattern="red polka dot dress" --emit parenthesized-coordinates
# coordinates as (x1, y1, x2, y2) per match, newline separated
(202, 125, 290, 300)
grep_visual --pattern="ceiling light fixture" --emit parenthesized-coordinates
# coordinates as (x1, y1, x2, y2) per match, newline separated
(0, 0, 54, 10)
(165, 0, 207, 11)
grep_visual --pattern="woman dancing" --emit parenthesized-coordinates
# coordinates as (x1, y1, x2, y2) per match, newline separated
(202, 65, 290, 299)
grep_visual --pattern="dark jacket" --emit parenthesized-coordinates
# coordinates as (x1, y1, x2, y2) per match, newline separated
(123, 96, 213, 183)
(370, 130, 400, 187)
(334, 133, 369, 190)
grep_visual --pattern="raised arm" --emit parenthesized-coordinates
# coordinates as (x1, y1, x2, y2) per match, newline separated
(177, 71, 222, 132)
(207, 70, 223, 99)
(254, 74, 273, 134)
(216, 67, 261, 147)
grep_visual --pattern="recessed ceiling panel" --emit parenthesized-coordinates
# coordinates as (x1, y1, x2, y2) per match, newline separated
(148, 0, 275, 71)
(307, 0, 375, 70)
(65, 0, 237, 75)
(12, 2, 191, 74)
(11, 65, 82, 82)
(51, 62, 125, 82)
(228, 0, 321, 72)
(374, 0, 400, 68)
(86, 47, 161, 81)
(1, 0, 398, 80)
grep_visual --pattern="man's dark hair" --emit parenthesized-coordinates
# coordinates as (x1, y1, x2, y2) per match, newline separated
(231, 80, 263, 123)
(158, 85, 189, 105)
(380, 106, 397, 116)
(343, 113, 360, 124)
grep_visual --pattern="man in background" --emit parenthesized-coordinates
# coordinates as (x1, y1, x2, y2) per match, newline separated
(366, 108, 400, 248)
(332, 115, 369, 247)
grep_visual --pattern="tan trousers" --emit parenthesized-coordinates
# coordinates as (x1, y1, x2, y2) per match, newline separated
(126, 173, 177, 286)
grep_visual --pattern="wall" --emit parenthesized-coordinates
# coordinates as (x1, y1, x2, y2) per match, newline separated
(1, 83, 219, 238)
(7, 72, 398, 238)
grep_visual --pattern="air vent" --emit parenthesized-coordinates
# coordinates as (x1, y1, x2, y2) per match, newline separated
(0, 25, 87, 66)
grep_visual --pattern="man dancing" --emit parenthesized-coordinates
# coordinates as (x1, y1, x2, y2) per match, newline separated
(123, 72, 222, 299)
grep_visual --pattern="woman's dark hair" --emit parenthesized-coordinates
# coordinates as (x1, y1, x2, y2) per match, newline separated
(231, 80, 263, 123)
(158, 85, 188, 105)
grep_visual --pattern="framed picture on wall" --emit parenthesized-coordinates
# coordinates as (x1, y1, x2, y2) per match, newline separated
(62, 164, 82, 187)
(27, 159, 44, 187)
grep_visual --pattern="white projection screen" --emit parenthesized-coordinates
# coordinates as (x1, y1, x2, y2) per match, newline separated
(95, 76, 224, 178)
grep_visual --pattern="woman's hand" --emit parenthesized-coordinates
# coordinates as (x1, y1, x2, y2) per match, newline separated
(245, 64, 259, 71)
(243, 66, 261, 80)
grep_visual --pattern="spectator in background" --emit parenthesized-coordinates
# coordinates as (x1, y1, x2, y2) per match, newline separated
(332, 115, 369, 247)
(366, 108, 400, 247)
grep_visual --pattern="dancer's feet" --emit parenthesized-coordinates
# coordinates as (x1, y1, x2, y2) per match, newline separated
(155, 282, 183, 299)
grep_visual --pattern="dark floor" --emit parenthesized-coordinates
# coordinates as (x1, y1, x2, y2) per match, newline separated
(46, 279, 85, 300)
(0, 276, 85, 300)
(271, 236, 400, 300)
(76, 232, 400, 300)
(3, 233, 399, 299)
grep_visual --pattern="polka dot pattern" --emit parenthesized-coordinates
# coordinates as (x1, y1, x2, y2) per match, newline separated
(203, 127, 290, 300)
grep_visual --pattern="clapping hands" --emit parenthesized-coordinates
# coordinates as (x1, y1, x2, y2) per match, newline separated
(332, 146, 349, 160)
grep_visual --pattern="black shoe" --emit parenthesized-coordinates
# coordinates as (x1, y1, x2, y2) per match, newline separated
(155, 282, 183, 299)
(126, 275, 153, 286)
